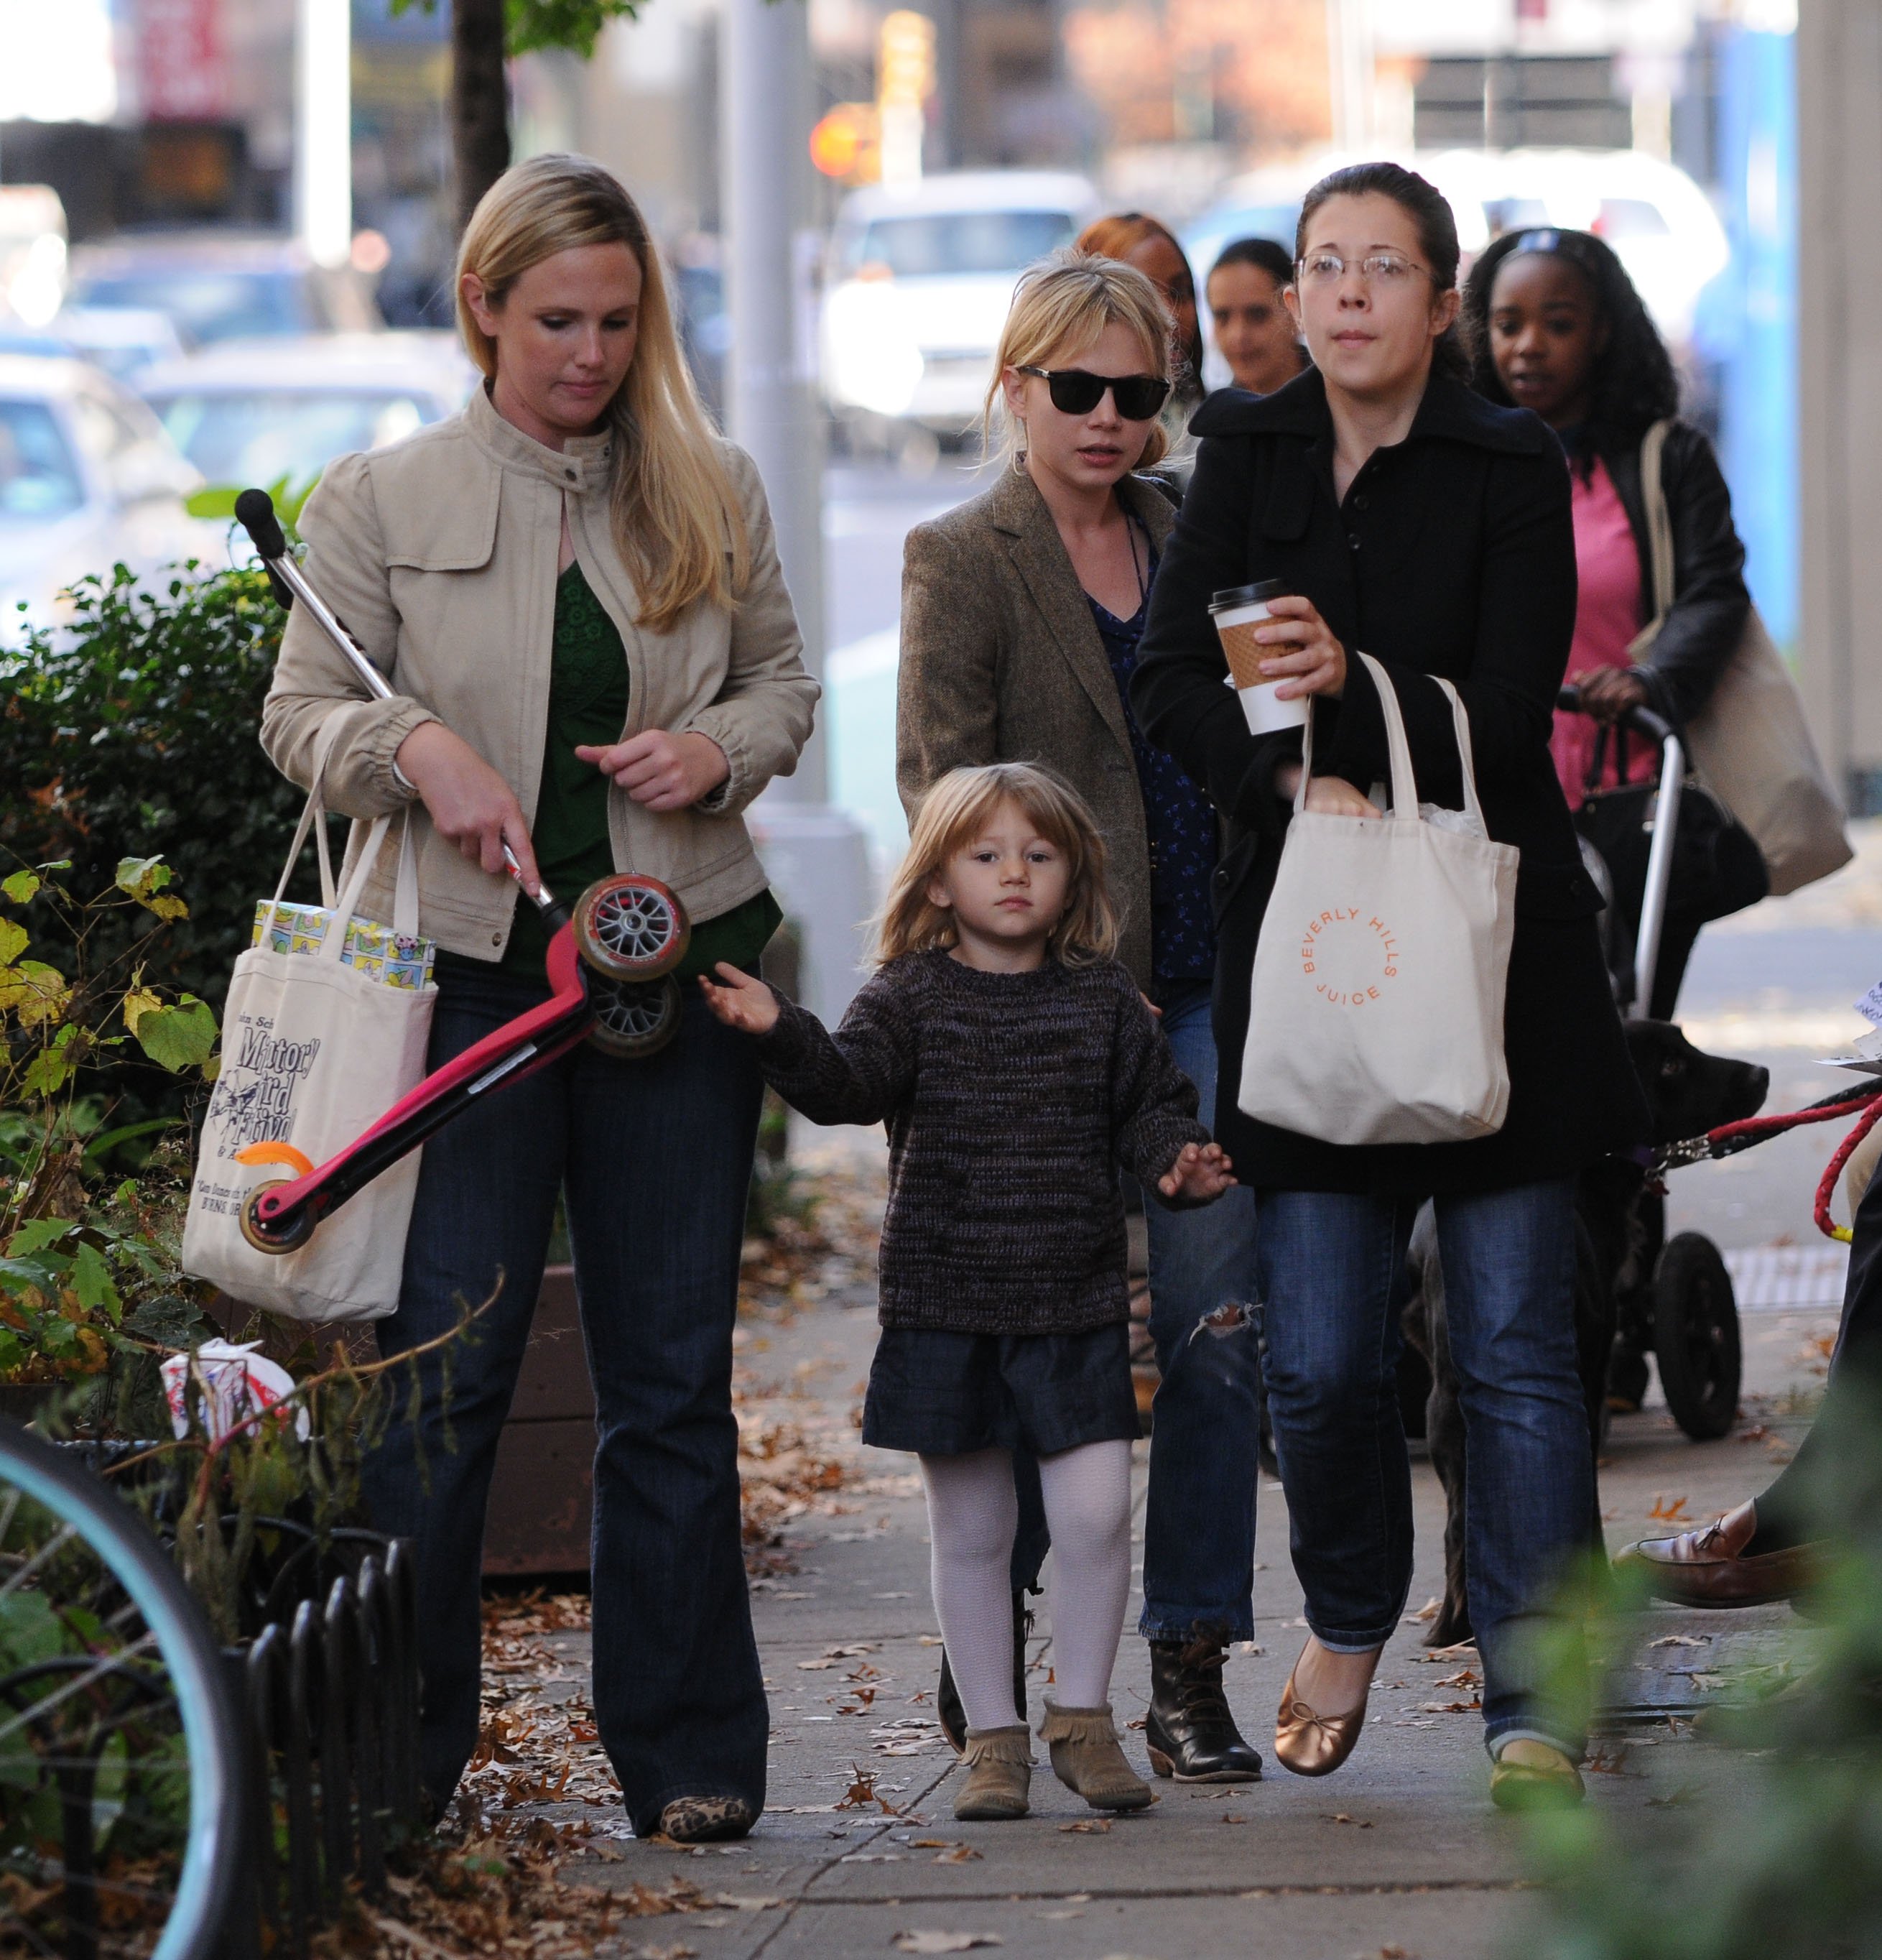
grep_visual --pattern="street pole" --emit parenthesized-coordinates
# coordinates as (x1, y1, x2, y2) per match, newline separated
(1325, 0, 1373, 152)
(295, 0, 351, 267)
(721, 0, 872, 1022)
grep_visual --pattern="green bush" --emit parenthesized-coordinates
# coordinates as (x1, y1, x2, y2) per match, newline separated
(1, 561, 312, 1116)
(1515, 1387, 1882, 1960)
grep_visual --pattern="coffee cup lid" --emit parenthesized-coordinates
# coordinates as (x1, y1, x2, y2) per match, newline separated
(1210, 579, 1287, 611)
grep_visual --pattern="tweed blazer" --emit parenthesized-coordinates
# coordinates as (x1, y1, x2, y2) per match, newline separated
(896, 467, 1178, 987)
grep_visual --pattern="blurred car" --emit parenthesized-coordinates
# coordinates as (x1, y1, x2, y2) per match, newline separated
(1185, 147, 1728, 374)
(0, 353, 205, 640)
(135, 333, 478, 491)
(0, 307, 185, 384)
(0, 185, 68, 328)
(68, 232, 381, 348)
(821, 170, 1100, 443)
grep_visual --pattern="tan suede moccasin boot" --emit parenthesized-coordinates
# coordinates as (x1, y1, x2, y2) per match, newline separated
(1038, 1701, 1153, 1811)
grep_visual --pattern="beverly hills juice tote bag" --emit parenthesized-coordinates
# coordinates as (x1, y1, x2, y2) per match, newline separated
(1238, 653, 1520, 1147)
(182, 771, 436, 1323)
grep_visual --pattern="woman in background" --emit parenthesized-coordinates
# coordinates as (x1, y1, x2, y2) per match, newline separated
(1079, 212, 1207, 468)
(1462, 226, 1753, 1020)
(1205, 238, 1309, 397)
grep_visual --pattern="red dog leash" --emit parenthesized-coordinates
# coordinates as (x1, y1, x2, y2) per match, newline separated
(1656, 1085, 1882, 1244)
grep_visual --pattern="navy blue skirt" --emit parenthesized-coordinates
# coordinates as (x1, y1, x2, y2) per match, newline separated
(862, 1322, 1139, 1456)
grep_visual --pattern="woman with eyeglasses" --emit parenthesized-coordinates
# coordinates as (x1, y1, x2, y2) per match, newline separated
(1131, 164, 1646, 1808)
(897, 250, 1266, 1788)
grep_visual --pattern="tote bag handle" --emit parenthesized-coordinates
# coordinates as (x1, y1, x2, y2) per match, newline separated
(1296, 652, 1487, 832)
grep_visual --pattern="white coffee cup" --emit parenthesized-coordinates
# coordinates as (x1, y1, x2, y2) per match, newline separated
(1210, 581, 1309, 736)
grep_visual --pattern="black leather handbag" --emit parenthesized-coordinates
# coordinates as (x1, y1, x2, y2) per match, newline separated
(1572, 724, 1769, 937)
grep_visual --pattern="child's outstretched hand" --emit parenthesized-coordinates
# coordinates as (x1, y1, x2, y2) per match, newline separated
(698, 963, 780, 1035)
(1159, 1140, 1236, 1202)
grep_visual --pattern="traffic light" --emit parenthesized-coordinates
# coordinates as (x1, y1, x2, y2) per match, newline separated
(877, 10, 936, 110)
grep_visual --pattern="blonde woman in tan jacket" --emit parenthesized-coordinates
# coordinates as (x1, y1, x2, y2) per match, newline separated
(261, 154, 817, 1844)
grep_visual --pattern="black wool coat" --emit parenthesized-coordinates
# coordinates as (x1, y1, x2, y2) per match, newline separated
(1131, 367, 1649, 1197)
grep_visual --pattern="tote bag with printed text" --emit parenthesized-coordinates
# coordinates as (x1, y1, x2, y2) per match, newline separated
(182, 784, 435, 1322)
(1239, 654, 1519, 1147)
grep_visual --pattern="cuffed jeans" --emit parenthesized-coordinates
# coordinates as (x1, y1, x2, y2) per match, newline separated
(1009, 979, 1264, 1642)
(361, 961, 768, 1834)
(1256, 1180, 1592, 1756)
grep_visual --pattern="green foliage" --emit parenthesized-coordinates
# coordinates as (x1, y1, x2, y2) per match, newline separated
(0, 563, 315, 1118)
(388, 0, 646, 58)
(1, 861, 221, 1416)
(185, 471, 318, 535)
(1515, 1387, 1882, 1960)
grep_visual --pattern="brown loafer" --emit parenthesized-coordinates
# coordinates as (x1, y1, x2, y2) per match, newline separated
(1613, 1500, 1822, 1608)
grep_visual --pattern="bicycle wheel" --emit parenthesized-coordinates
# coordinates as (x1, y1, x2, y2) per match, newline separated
(0, 1420, 241, 1960)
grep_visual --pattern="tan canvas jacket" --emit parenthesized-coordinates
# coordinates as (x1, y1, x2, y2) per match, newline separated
(260, 384, 820, 961)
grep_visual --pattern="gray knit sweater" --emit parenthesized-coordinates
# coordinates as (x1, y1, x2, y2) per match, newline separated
(754, 948, 1210, 1336)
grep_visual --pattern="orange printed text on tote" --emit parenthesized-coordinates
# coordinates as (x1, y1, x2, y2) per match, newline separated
(1297, 907, 1401, 1007)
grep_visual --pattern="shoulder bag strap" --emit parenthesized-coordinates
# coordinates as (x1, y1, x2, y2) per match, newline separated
(1631, 418, 1677, 655)
(1429, 676, 1489, 831)
(260, 719, 348, 935)
(1297, 652, 1419, 820)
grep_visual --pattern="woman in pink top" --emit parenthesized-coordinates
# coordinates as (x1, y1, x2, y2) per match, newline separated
(1463, 226, 1754, 1016)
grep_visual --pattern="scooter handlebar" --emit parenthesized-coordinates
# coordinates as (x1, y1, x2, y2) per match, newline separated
(1554, 683, 1674, 749)
(235, 487, 289, 562)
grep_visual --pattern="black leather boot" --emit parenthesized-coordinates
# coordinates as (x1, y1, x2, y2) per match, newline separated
(1145, 1636, 1263, 1782)
(937, 1590, 1033, 1754)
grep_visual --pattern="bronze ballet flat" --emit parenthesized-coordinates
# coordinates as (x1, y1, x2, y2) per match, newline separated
(1273, 1648, 1372, 1778)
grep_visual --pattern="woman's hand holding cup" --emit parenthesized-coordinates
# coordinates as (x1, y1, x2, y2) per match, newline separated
(1254, 593, 1348, 701)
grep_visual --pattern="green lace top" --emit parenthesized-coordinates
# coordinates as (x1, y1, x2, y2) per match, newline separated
(499, 562, 780, 982)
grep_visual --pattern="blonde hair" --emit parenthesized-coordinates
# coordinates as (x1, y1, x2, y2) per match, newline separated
(879, 764, 1120, 968)
(981, 250, 1174, 469)
(455, 154, 750, 634)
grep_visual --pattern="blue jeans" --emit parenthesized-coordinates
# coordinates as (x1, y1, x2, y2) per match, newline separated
(1009, 981, 1264, 1642)
(361, 961, 768, 1832)
(1256, 1182, 1591, 1757)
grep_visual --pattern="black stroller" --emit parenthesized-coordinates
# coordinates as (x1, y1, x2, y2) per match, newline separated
(1561, 683, 1769, 1438)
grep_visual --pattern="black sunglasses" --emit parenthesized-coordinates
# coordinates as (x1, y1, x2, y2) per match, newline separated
(1016, 366, 1171, 421)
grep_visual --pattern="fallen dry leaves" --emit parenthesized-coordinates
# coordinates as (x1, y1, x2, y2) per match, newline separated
(307, 1161, 886, 1956)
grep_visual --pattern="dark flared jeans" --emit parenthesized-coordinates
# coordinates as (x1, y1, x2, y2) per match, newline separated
(361, 959, 767, 1834)
(1255, 1180, 1592, 1756)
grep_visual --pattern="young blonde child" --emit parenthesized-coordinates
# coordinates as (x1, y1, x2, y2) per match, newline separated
(702, 762, 1233, 1821)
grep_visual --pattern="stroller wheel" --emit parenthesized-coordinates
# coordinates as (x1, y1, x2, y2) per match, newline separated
(1652, 1233, 1742, 1441)
(574, 874, 690, 980)
(588, 974, 682, 1060)
(238, 1178, 316, 1255)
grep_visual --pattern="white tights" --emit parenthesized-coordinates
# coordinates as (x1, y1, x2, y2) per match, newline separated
(919, 1442, 1134, 1732)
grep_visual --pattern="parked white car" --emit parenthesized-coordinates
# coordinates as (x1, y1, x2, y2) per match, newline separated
(0, 354, 205, 640)
(134, 332, 478, 491)
(822, 171, 1100, 442)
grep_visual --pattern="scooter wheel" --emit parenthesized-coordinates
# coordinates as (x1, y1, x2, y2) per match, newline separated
(238, 1178, 317, 1256)
(588, 974, 682, 1060)
(573, 875, 690, 981)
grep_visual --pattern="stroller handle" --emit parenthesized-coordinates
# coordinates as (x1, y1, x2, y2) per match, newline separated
(1554, 683, 1685, 1017)
(236, 487, 562, 917)
(1555, 683, 1674, 748)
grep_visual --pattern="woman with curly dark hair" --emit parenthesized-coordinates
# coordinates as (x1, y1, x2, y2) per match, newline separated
(1463, 232, 1750, 790)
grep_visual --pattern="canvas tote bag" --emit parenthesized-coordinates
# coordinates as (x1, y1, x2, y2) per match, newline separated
(182, 772, 436, 1323)
(1238, 655, 1520, 1147)
(1631, 418, 1851, 897)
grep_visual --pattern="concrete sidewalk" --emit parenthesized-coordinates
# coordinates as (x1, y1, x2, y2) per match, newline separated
(496, 1145, 1835, 1960)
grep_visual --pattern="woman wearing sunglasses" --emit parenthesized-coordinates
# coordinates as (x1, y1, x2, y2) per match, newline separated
(896, 249, 1266, 1788)
(1131, 164, 1646, 1809)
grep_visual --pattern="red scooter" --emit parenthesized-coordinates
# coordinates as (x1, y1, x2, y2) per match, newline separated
(230, 489, 690, 1257)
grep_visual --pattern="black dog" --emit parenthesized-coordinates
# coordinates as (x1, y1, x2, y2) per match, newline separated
(1400, 1020, 1769, 1649)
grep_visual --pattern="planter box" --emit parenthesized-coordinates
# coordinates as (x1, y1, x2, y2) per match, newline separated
(484, 1265, 595, 1577)
(213, 1268, 598, 1580)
